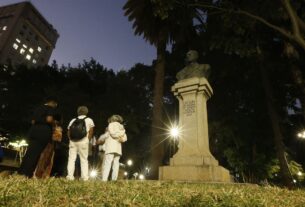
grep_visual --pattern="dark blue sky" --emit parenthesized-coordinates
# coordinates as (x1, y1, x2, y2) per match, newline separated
(1, 0, 156, 70)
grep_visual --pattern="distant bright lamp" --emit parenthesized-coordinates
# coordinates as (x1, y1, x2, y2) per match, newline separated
(127, 159, 133, 166)
(139, 174, 145, 180)
(124, 171, 128, 176)
(89, 169, 98, 178)
(297, 130, 305, 139)
(298, 171, 303, 176)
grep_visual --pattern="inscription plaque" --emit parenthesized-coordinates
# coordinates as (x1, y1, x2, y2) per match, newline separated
(184, 100, 195, 116)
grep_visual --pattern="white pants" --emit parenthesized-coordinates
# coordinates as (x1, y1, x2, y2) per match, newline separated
(102, 153, 120, 181)
(66, 138, 89, 181)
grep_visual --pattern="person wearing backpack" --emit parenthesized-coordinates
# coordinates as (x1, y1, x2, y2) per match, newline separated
(96, 115, 127, 181)
(66, 106, 94, 181)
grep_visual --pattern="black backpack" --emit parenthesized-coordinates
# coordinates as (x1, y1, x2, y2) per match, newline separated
(69, 117, 87, 141)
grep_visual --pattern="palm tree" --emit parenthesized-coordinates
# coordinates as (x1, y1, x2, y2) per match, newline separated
(123, 0, 203, 179)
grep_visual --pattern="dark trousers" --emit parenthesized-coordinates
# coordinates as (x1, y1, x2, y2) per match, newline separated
(18, 139, 49, 177)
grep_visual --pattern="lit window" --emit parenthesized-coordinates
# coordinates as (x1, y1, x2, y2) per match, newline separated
(20, 48, 25, 54)
(33, 59, 37, 64)
(37, 46, 42, 52)
(2, 26, 7, 31)
(23, 44, 27, 48)
(26, 54, 31, 60)
(13, 43, 19, 50)
(16, 38, 21, 43)
(29, 48, 34, 53)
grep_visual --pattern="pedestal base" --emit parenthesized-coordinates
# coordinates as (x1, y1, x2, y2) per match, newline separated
(159, 165, 231, 182)
(170, 155, 219, 166)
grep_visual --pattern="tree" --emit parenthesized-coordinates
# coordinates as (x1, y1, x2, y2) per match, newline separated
(123, 0, 203, 178)
(193, 0, 301, 187)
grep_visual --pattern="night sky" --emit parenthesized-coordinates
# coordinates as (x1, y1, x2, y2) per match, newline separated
(1, 0, 156, 71)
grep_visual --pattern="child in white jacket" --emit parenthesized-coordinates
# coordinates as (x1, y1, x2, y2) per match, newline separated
(97, 115, 127, 181)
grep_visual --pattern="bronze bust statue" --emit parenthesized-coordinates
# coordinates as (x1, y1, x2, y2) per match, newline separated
(176, 50, 211, 81)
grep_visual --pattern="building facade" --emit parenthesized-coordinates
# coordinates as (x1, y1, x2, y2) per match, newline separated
(0, 2, 59, 67)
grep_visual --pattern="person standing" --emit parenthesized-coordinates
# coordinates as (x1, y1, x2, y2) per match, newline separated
(18, 96, 58, 177)
(66, 106, 94, 181)
(97, 115, 127, 181)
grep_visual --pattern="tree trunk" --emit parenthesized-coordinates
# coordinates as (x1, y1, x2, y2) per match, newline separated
(150, 40, 166, 179)
(259, 64, 293, 188)
(290, 64, 305, 119)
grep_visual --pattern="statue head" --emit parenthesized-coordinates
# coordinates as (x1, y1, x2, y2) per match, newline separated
(185, 50, 199, 63)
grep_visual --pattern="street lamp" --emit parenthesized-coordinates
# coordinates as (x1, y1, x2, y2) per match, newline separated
(297, 130, 305, 139)
(89, 169, 98, 178)
(169, 125, 180, 139)
(139, 174, 145, 180)
(127, 159, 133, 166)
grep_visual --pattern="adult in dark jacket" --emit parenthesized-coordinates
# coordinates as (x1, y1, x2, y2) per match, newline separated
(18, 97, 58, 177)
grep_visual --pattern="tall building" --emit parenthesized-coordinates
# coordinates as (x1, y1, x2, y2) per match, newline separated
(0, 1, 59, 67)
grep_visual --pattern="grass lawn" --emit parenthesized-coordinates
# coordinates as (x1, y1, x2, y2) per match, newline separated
(0, 176, 305, 206)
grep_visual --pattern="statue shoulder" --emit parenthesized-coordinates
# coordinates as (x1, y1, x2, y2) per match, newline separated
(176, 63, 211, 81)
(198, 63, 211, 70)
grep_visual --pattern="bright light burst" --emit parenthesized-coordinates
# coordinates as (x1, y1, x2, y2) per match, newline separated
(9, 139, 28, 148)
(297, 130, 305, 139)
(89, 169, 98, 178)
(139, 174, 145, 180)
(149, 110, 184, 151)
(127, 159, 133, 166)
(170, 127, 180, 138)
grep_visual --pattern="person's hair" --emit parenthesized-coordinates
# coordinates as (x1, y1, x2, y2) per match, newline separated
(77, 106, 89, 116)
(108, 115, 123, 123)
(44, 96, 58, 103)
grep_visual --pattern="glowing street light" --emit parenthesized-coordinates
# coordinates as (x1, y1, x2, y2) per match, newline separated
(139, 174, 145, 180)
(9, 139, 28, 148)
(89, 169, 98, 178)
(8, 139, 29, 164)
(124, 171, 128, 176)
(297, 130, 305, 139)
(127, 159, 133, 166)
(297, 171, 303, 176)
(169, 126, 180, 139)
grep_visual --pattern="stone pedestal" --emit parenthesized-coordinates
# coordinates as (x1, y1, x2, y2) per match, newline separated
(159, 77, 231, 182)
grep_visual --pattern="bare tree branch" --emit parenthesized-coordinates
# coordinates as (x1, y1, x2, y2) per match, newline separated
(190, 2, 305, 50)
(190, 3, 294, 40)
(282, 0, 301, 36)
(297, 15, 305, 33)
(236, 10, 294, 40)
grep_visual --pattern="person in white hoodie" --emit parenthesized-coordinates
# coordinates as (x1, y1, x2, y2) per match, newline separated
(97, 115, 127, 181)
